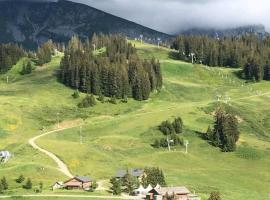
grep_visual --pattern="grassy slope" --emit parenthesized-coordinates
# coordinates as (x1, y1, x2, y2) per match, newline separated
(0, 42, 269, 199)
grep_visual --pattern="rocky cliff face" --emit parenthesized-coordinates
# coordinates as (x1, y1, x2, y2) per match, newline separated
(0, 0, 170, 48)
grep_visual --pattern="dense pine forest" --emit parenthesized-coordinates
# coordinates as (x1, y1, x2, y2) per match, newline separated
(0, 44, 25, 73)
(172, 35, 270, 81)
(60, 34, 163, 100)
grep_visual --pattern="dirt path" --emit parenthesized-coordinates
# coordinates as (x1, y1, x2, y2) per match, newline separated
(27, 89, 270, 180)
(28, 126, 80, 178)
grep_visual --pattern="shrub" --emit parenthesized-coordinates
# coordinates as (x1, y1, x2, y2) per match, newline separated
(23, 178, 32, 190)
(16, 175, 25, 183)
(208, 191, 221, 200)
(72, 90, 80, 99)
(109, 96, 117, 104)
(97, 94, 105, 103)
(78, 94, 96, 108)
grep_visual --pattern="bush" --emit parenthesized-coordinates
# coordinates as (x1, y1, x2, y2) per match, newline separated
(109, 96, 117, 104)
(78, 94, 96, 108)
(16, 175, 25, 183)
(121, 96, 128, 103)
(97, 94, 105, 103)
(72, 90, 80, 99)
(21, 61, 32, 75)
(153, 139, 160, 148)
(23, 178, 32, 190)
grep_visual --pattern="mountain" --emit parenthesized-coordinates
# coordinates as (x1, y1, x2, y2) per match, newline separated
(180, 25, 269, 38)
(0, 0, 170, 49)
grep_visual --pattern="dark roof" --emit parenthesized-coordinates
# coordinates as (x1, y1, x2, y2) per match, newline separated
(149, 187, 190, 196)
(75, 176, 92, 183)
(116, 169, 144, 178)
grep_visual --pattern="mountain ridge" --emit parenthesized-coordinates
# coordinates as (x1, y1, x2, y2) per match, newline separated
(0, 0, 170, 48)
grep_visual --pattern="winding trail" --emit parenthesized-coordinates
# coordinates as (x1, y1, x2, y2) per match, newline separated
(28, 90, 270, 179)
(28, 126, 80, 178)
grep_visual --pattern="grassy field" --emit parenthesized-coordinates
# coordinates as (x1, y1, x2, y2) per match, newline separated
(0, 41, 270, 200)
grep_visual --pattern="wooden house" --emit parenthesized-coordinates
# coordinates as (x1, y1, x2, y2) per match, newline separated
(115, 168, 145, 182)
(147, 186, 191, 200)
(64, 176, 92, 190)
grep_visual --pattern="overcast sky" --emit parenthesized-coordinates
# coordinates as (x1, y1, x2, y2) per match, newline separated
(72, 0, 270, 34)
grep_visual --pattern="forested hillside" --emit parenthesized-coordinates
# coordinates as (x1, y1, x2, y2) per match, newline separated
(60, 35, 163, 100)
(172, 35, 270, 81)
(0, 44, 25, 73)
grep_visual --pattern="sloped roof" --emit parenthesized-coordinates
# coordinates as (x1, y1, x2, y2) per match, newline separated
(75, 176, 92, 183)
(116, 169, 144, 178)
(152, 187, 190, 195)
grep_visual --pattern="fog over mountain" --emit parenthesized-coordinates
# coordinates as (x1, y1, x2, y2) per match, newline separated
(1, 0, 269, 34)
(73, 0, 270, 34)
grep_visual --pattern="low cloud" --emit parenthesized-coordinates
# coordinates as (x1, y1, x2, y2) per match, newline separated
(73, 0, 270, 34)
(1, 0, 269, 34)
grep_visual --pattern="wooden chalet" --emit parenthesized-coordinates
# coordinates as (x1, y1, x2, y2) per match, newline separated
(64, 176, 92, 190)
(115, 168, 145, 182)
(147, 186, 191, 200)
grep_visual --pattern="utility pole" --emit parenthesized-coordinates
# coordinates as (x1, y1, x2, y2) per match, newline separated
(184, 140, 189, 154)
(140, 34, 143, 44)
(167, 135, 171, 151)
(157, 38, 161, 48)
(190, 53, 195, 64)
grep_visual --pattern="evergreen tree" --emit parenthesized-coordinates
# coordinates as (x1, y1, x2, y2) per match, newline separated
(208, 191, 222, 200)
(21, 61, 32, 75)
(172, 117, 183, 134)
(59, 34, 163, 101)
(1, 177, 8, 190)
(110, 177, 122, 195)
(122, 172, 139, 194)
(143, 167, 166, 187)
(0, 182, 3, 194)
(39, 182, 43, 193)
(209, 108, 240, 152)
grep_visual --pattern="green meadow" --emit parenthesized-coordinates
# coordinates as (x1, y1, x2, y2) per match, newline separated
(0, 41, 269, 200)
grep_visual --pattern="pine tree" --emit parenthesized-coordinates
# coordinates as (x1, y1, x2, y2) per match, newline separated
(110, 178, 122, 195)
(1, 177, 8, 190)
(0, 182, 3, 194)
(122, 172, 138, 194)
(172, 117, 183, 134)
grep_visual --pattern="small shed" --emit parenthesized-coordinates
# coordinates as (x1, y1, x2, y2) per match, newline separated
(52, 181, 64, 190)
